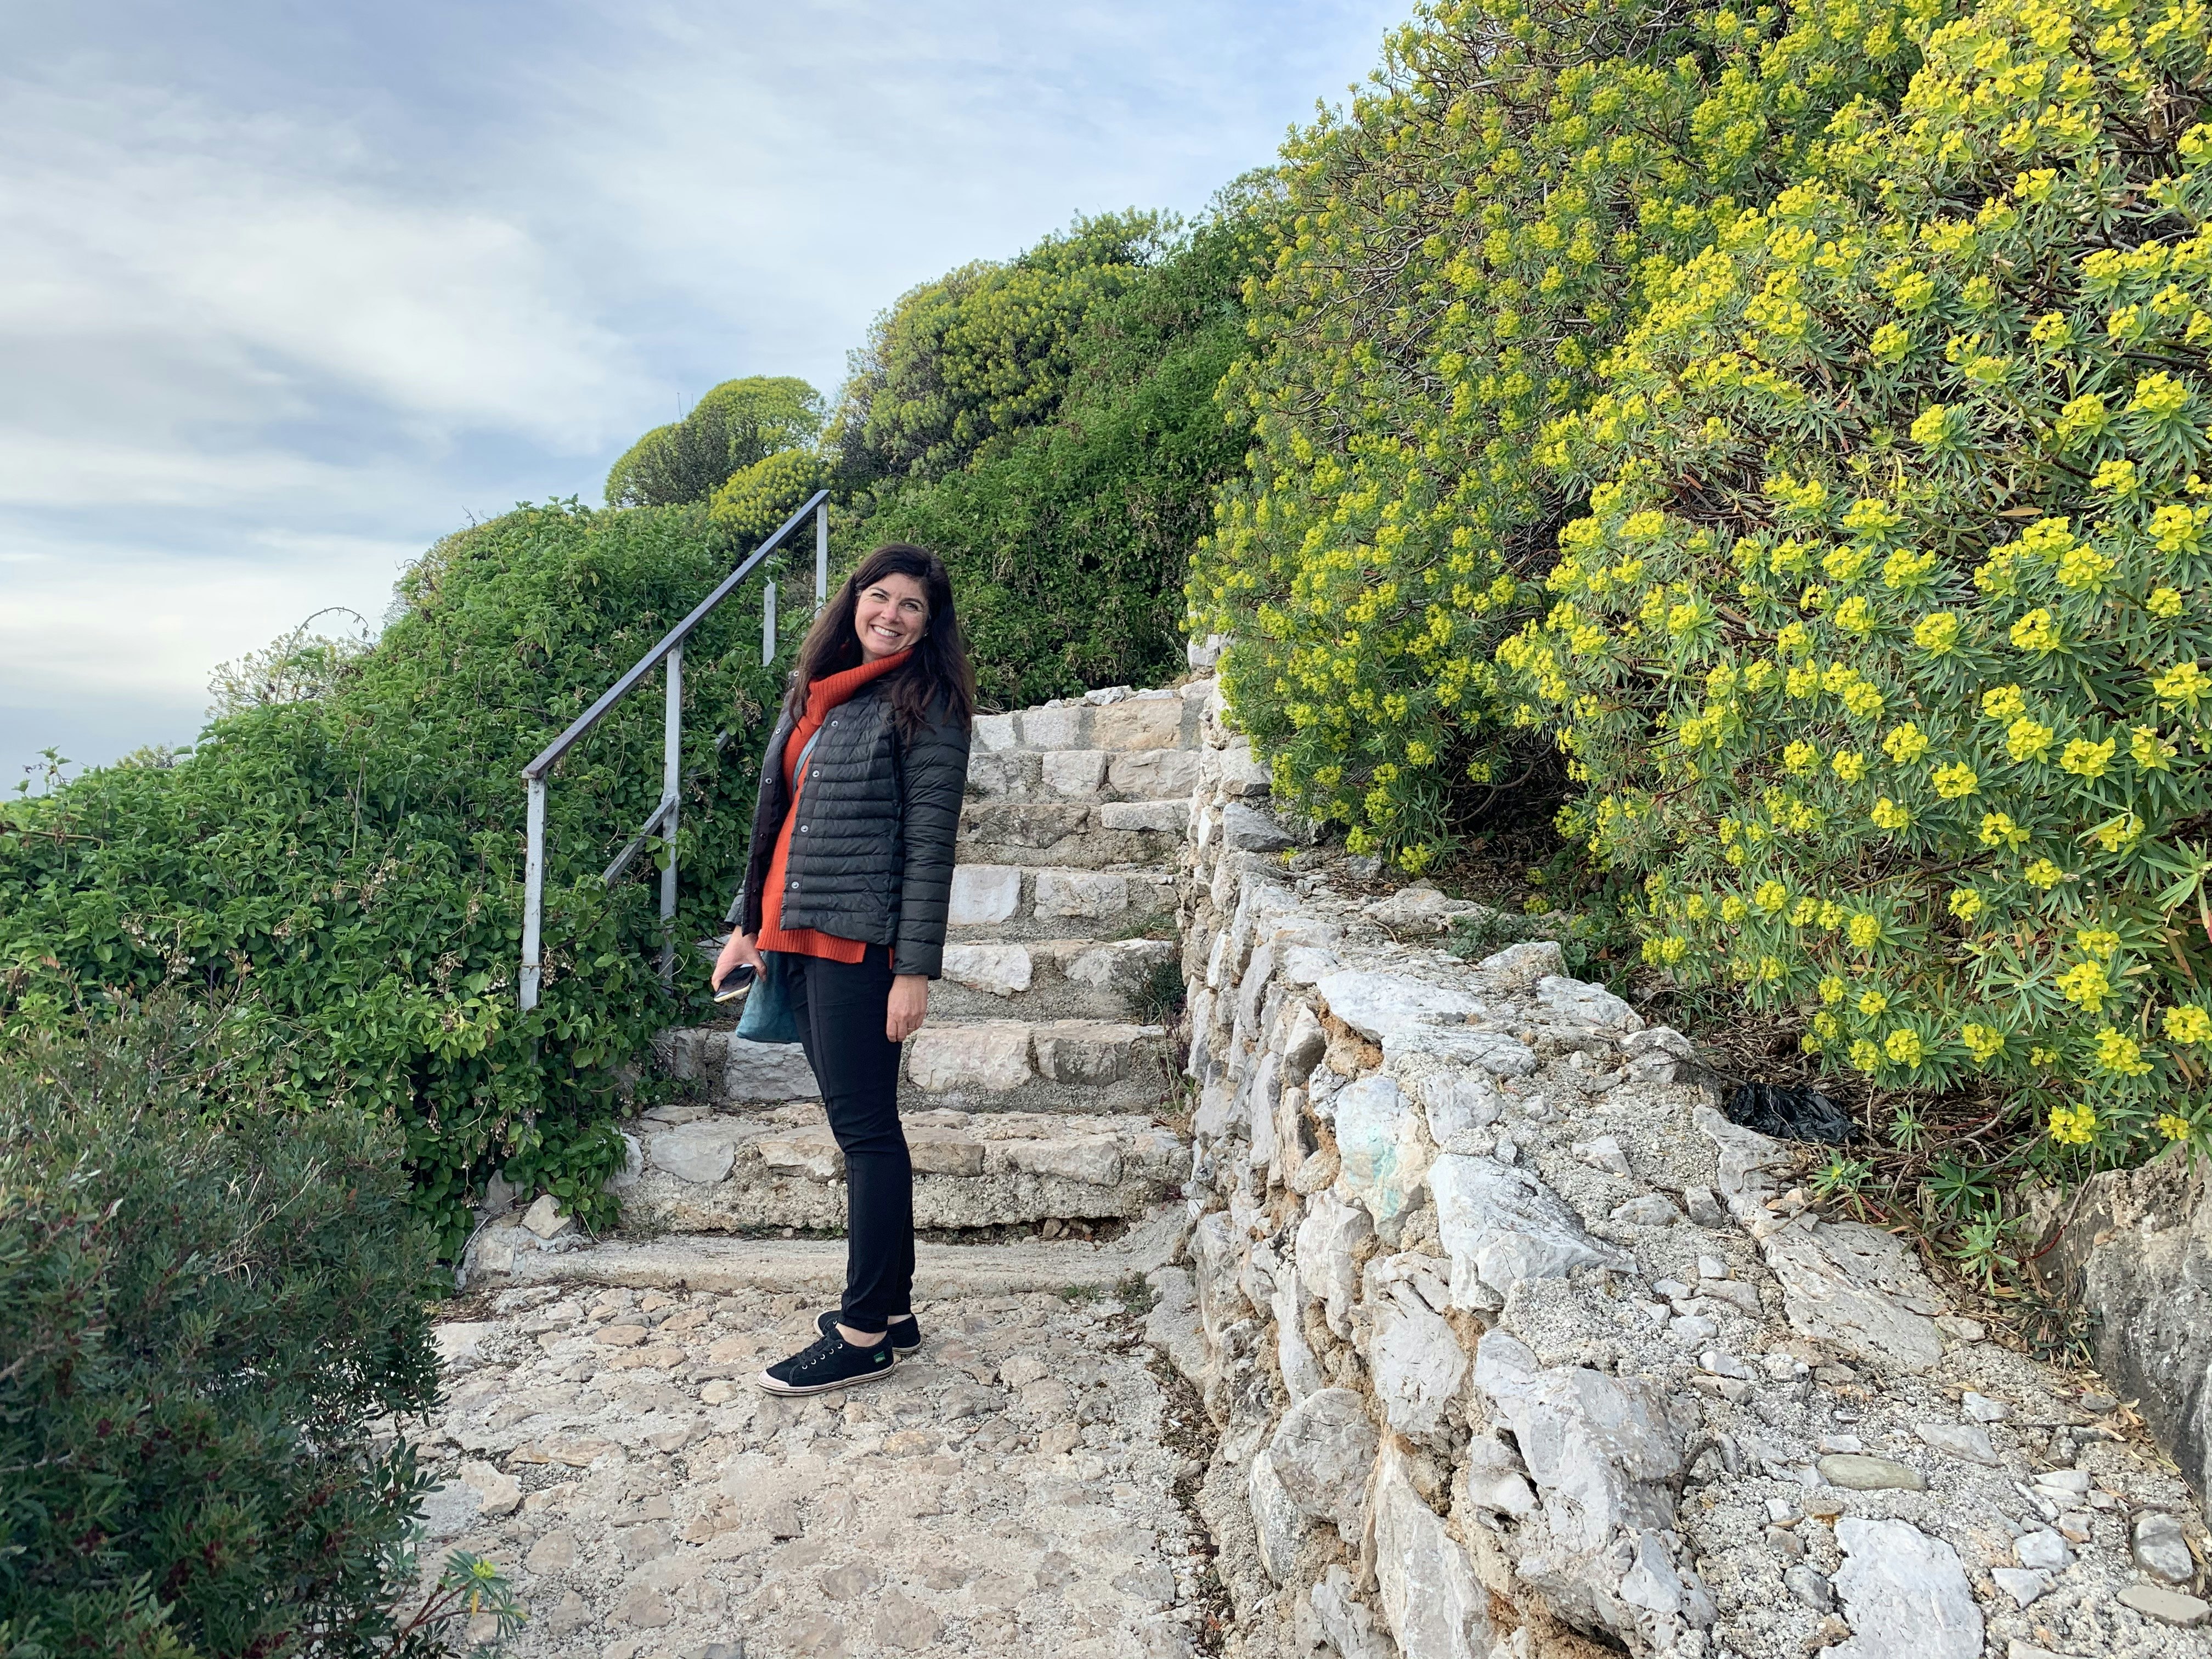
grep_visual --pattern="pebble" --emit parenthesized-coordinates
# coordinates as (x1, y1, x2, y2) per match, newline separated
(2133, 1511, 2196, 1584)
(2118, 1583, 2212, 1627)
(2015, 1528, 2073, 1572)
(1962, 1391, 2009, 1423)
(1816, 1453, 1927, 1491)
(1991, 1567, 2047, 1607)
(1915, 1421, 1999, 1465)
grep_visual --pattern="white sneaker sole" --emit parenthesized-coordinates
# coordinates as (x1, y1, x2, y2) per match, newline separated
(753, 1361, 895, 1397)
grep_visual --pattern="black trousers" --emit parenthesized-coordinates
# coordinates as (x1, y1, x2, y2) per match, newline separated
(779, 946, 912, 1331)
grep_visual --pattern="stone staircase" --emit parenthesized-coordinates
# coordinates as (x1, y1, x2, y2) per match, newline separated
(608, 681, 1212, 1243)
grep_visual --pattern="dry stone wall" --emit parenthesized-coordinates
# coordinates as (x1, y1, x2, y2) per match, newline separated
(1153, 680, 2212, 1659)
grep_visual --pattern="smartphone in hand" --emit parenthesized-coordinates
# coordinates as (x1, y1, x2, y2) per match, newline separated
(713, 962, 757, 1004)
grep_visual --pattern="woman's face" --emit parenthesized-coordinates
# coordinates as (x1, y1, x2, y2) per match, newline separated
(854, 572, 930, 662)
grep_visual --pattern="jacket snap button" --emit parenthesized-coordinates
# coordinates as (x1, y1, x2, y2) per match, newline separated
(799, 825, 808, 833)
(811, 769, 820, 778)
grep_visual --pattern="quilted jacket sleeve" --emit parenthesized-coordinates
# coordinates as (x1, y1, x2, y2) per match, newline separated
(892, 699, 972, 978)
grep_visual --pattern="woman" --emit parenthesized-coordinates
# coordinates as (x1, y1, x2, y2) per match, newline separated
(712, 543, 974, 1396)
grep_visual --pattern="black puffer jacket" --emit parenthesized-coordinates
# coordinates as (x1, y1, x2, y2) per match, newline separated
(731, 678, 972, 978)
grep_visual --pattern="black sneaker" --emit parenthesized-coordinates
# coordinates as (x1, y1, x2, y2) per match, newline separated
(815, 1309, 922, 1359)
(757, 1329, 896, 1396)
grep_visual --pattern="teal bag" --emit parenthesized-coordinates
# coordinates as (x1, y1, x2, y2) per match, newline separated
(735, 949, 801, 1045)
(735, 722, 821, 1048)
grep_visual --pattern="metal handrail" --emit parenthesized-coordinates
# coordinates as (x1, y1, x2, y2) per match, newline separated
(518, 490, 830, 1011)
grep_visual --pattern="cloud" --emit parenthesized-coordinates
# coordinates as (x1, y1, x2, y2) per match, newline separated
(2, 0, 1407, 782)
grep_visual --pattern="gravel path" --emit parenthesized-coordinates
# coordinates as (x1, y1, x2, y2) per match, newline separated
(414, 1282, 1212, 1659)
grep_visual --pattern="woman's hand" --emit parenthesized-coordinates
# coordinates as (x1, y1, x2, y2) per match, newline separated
(887, 973, 930, 1042)
(712, 930, 765, 994)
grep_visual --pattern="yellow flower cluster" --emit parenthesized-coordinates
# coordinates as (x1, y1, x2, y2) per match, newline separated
(1487, 0, 2212, 1165)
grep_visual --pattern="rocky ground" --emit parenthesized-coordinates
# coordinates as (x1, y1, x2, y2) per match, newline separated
(411, 1282, 1216, 1659)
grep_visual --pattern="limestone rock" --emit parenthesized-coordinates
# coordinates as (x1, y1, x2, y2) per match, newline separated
(648, 1120, 744, 1185)
(1223, 802, 1297, 851)
(1143, 1266, 1208, 1386)
(1030, 1020, 1143, 1085)
(1914, 1421, 1999, 1465)
(757, 1127, 842, 1182)
(941, 943, 1032, 996)
(1314, 969, 1485, 1050)
(1535, 973, 1644, 1032)
(1248, 1449, 1311, 1585)
(1368, 1259, 1468, 1442)
(1816, 1454, 1926, 1491)
(2117, 1584, 2211, 1626)
(947, 863, 1021, 925)
(905, 1022, 1032, 1091)
(1295, 1189, 1373, 1337)
(2029, 1143, 2212, 1506)
(1372, 1446, 1493, 1659)
(1034, 869, 1128, 919)
(458, 1458, 521, 1518)
(1063, 938, 1175, 994)
(1822, 1516, 1982, 1659)
(1429, 1154, 1630, 1312)
(1477, 939, 1565, 986)
(724, 1037, 821, 1102)
(2132, 1511, 2196, 1584)
(1266, 1387, 1376, 1537)
(1100, 799, 1189, 832)
(1364, 885, 1484, 933)
(1041, 748, 1108, 794)
(1333, 1074, 1429, 1239)
(1396, 1057, 1502, 1152)
(1308, 1565, 1393, 1659)
(519, 1193, 570, 1239)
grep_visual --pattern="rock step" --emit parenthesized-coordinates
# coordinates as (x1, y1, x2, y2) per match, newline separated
(956, 800, 1187, 870)
(471, 1203, 1192, 1297)
(972, 684, 1209, 757)
(657, 1015, 1178, 1116)
(932, 936, 1178, 1022)
(946, 862, 1177, 938)
(966, 744, 1201, 802)
(607, 1104, 1184, 1231)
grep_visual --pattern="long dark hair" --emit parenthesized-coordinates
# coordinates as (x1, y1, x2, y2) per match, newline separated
(783, 543, 976, 737)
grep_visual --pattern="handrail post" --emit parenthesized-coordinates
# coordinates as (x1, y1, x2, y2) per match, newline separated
(815, 503, 828, 610)
(659, 644, 682, 982)
(762, 579, 777, 667)
(520, 776, 546, 1011)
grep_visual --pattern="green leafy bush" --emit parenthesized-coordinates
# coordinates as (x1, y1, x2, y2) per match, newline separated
(709, 445, 829, 544)
(1500, 0, 2211, 1164)
(857, 205, 1267, 707)
(830, 211, 1172, 492)
(1, 503, 788, 1250)
(1188, 0, 1949, 870)
(0, 999, 443, 1657)
(605, 376, 824, 507)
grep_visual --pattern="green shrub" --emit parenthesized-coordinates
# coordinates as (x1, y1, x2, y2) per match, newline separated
(709, 447, 830, 544)
(0, 503, 789, 1251)
(0, 999, 444, 1657)
(1500, 0, 2211, 1165)
(605, 376, 824, 507)
(830, 211, 1172, 492)
(1187, 0, 1949, 870)
(857, 205, 1267, 707)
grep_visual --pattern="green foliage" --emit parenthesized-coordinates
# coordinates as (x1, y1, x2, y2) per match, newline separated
(709, 445, 829, 545)
(1189, 0, 1949, 871)
(1, 503, 789, 1251)
(831, 211, 1173, 492)
(0, 998, 445, 1657)
(605, 376, 825, 507)
(1500, 0, 2212, 1166)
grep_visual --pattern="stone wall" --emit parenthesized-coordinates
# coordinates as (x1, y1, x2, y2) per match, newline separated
(1150, 681, 2212, 1659)
(2032, 1148, 2212, 1522)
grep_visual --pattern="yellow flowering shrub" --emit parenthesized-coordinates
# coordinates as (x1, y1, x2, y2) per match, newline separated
(1503, 0, 2212, 1162)
(1188, 0, 1947, 868)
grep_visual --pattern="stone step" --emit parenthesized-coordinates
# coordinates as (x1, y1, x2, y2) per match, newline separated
(965, 744, 1201, 802)
(947, 862, 1178, 940)
(603, 1103, 1186, 1231)
(972, 684, 1208, 757)
(657, 1015, 1178, 1116)
(932, 936, 1178, 1021)
(955, 799, 1187, 869)
(467, 1201, 1192, 1296)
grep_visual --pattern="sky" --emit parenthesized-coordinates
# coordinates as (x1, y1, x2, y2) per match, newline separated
(1, 0, 1408, 786)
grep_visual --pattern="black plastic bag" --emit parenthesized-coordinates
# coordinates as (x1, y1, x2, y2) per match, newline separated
(1724, 1081, 1858, 1146)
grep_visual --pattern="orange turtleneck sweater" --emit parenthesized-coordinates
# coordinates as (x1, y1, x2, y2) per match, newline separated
(757, 649, 914, 962)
